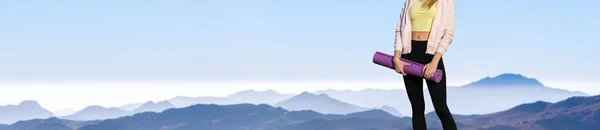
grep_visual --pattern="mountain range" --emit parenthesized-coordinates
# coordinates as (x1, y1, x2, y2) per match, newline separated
(0, 101, 54, 124)
(0, 100, 179, 124)
(451, 94, 600, 130)
(275, 91, 367, 114)
(168, 89, 295, 108)
(0, 103, 411, 130)
(60, 101, 175, 121)
(0, 73, 593, 128)
(274, 91, 402, 116)
(315, 73, 588, 115)
(2, 94, 600, 130)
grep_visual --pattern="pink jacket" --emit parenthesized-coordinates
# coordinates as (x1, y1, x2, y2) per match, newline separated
(394, 0, 455, 55)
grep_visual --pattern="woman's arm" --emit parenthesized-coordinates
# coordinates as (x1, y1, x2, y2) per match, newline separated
(434, 0, 455, 59)
(393, 1, 410, 75)
(424, 0, 455, 78)
(394, 0, 409, 57)
(431, 52, 443, 64)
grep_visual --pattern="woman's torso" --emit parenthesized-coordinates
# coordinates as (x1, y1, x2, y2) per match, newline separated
(410, 0, 437, 41)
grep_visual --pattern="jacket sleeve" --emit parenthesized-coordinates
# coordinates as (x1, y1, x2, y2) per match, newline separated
(436, 0, 455, 54)
(394, 0, 408, 52)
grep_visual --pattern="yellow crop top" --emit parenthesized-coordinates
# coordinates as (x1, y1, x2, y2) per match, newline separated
(410, 0, 437, 32)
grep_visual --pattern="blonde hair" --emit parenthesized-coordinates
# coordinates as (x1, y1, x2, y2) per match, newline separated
(425, 0, 438, 9)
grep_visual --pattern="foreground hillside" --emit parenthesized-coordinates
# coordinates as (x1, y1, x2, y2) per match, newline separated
(455, 95, 600, 130)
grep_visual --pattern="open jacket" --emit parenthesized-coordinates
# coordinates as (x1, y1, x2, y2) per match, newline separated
(394, 0, 455, 55)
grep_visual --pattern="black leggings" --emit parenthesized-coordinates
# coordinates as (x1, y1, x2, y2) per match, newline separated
(400, 40, 457, 130)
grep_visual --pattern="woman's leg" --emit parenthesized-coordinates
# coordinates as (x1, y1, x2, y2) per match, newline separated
(425, 57, 458, 130)
(402, 75, 427, 130)
(401, 41, 428, 130)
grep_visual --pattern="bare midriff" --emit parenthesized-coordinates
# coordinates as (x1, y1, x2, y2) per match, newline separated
(412, 31, 430, 41)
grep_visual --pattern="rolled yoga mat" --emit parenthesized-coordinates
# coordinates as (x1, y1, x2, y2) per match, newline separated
(372, 51, 443, 83)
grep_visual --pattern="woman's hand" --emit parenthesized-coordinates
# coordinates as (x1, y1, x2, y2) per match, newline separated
(393, 57, 410, 76)
(423, 61, 439, 79)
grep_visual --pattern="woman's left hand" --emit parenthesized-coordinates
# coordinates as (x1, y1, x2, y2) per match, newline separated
(423, 61, 439, 79)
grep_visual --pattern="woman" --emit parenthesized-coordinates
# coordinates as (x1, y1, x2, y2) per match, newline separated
(392, 0, 457, 129)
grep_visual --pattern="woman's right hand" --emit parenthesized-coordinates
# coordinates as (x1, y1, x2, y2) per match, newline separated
(393, 57, 410, 76)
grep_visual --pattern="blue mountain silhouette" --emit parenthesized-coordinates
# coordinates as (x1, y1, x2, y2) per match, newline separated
(132, 101, 175, 113)
(60, 101, 177, 121)
(275, 92, 369, 114)
(462, 73, 545, 88)
(316, 73, 588, 115)
(168, 89, 293, 108)
(4, 94, 600, 130)
(4, 117, 97, 130)
(77, 104, 405, 130)
(0, 103, 409, 130)
(454, 95, 600, 130)
(0, 100, 54, 124)
(61, 106, 130, 121)
(226, 89, 294, 105)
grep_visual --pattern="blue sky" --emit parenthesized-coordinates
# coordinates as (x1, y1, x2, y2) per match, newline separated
(1, 0, 599, 83)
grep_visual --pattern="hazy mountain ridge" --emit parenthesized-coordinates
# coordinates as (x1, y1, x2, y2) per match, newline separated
(1, 91, 402, 125)
(274, 91, 403, 116)
(4, 94, 600, 130)
(60, 106, 131, 121)
(117, 103, 142, 111)
(0, 100, 54, 124)
(0, 103, 411, 130)
(132, 101, 175, 113)
(227, 89, 295, 105)
(275, 92, 368, 114)
(168, 89, 294, 108)
(316, 73, 588, 115)
(3, 117, 99, 130)
(60, 101, 176, 121)
(0, 73, 593, 129)
(462, 73, 546, 88)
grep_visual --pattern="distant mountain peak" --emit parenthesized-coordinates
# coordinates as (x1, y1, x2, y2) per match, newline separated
(228, 89, 283, 97)
(463, 73, 545, 88)
(495, 73, 525, 78)
(238, 89, 260, 93)
(263, 89, 278, 93)
(240, 89, 278, 93)
(18, 100, 42, 107)
(297, 91, 312, 96)
(85, 105, 105, 109)
(142, 101, 155, 105)
(241, 89, 277, 93)
(275, 92, 367, 115)
(296, 92, 328, 98)
(299, 91, 311, 94)
(140, 101, 171, 106)
(134, 101, 175, 113)
(0, 100, 54, 124)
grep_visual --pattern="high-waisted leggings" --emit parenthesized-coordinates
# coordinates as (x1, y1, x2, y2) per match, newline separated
(400, 40, 457, 130)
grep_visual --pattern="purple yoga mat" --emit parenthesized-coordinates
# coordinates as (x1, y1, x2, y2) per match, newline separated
(372, 51, 443, 83)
